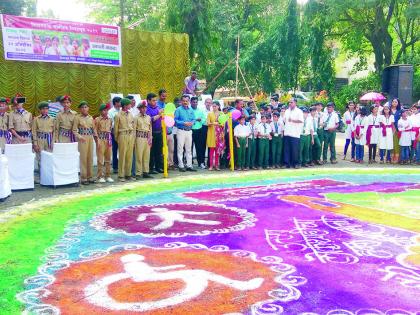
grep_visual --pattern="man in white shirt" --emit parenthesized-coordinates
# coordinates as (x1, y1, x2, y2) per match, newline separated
(322, 102, 340, 164)
(283, 98, 304, 168)
(108, 96, 122, 173)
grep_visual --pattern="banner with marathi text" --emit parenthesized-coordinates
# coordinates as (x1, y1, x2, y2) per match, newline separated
(0, 14, 122, 67)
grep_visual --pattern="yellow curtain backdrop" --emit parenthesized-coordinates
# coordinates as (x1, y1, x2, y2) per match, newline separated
(0, 28, 190, 115)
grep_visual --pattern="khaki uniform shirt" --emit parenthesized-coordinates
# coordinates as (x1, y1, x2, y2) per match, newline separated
(0, 112, 9, 131)
(72, 114, 96, 140)
(9, 110, 32, 132)
(32, 115, 54, 145)
(114, 110, 134, 137)
(94, 116, 112, 141)
(135, 114, 152, 132)
(55, 110, 76, 131)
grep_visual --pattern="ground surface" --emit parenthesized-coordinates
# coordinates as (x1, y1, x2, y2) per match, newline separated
(1, 133, 420, 314)
(1, 167, 419, 315)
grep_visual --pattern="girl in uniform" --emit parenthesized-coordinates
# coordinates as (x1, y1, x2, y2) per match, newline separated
(378, 104, 395, 164)
(398, 109, 412, 165)
(366, 105, 381, 163)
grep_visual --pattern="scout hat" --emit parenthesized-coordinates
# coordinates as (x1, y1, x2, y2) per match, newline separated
(121, 98, 131, 107)
(78, 101, 88, 108)
(38, 101, 49, 110)
(137, 100, 147, 108)
(327, 102, 335, 108)
(99, 103, 110, 111)
(59, 95, 72, 103)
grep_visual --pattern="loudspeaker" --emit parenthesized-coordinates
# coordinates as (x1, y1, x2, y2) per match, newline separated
(382, 65, 413, 106)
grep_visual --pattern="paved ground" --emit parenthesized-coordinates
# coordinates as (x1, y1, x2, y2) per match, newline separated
(0, 133, 416, 210)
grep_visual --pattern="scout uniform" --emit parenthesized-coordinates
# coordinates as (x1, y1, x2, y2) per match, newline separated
(246, 119, 258, 169)
(72, 101, 96, 184)
(54, 96, 76, 143)
(114, 98, 135, 181)
(233, 120, 250, 170)
(32, 101, 54, 170)
(270, 115, 284, 168)
(134, 104, 152, 178)
(300, 108, 314, 167)
(0, 98, 11, 153)
(9, 102, 33, 144)
(94, 104, 113, 183)
(257, 117, 272, 169)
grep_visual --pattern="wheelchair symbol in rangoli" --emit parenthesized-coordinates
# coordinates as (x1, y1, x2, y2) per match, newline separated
(42, 247, 290, 314)
(91, 203, 256, 237)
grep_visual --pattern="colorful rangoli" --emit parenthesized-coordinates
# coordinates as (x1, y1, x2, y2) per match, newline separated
(1, 169, 419, 315)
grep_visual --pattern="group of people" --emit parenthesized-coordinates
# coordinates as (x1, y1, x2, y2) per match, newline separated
(32, 33, 91, 57)
(343, 99, 420, 164)
(0, 91, 419, 186)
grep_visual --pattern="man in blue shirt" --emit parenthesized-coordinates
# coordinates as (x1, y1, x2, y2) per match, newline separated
(174, 95, 197, 172)
(157, 89, 167, 110)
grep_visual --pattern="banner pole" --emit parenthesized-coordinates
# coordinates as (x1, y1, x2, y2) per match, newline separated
(161, 118, 168, 178)
(228, 112, 235, 171)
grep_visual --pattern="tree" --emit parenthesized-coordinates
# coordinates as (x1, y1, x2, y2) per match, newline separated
(301, 0, 335, 91)
(166, 0, 213, 68)
(326, 0, 419, 74)
(0, 0, 36, 16)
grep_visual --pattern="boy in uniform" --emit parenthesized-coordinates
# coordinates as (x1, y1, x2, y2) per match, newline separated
(114, 98, 135, 181)
(9, 95, 32, 144)
(246, 115, 258, 170)
(322, 102, 339, 164)
(72, 101, 96, 185)
(54, 95, 76, 143)
(0, 98, 11, 153)
(135, 102, 153, 179)
(32, 101, 54, 169)
(300, 107, 314, 167)
(94, 103, 114, 183)
(257, 115, 272, 169)
(270, 112, 284, 168)
(309, 106, 321, 165)
(234, 115, 250, 170)
(315, 102, 324, 162)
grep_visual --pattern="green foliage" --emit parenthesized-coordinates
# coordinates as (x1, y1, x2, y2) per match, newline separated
(331, 73, 381, 112)
(0, 0, 36, 16)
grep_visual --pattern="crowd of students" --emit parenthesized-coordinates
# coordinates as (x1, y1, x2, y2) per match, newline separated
(0, 92, 419, 185)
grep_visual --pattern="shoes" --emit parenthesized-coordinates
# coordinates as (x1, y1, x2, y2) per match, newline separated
(200, 163, 206, 169)
(81, 181, 89, 185)
(149, 170, 158, 174)
(118, 177, 126, 182)
(136, 175, 143, 180)
(130, 176, 137, 181)
(208, 167, 214, 171)
(143, 173, 153, 179)
(179, 168, 186, 172)
(106, 177, 114, 183)
(97, 177, 106, 183)
(280, 165, 287, 169)
(379, 160, 384, 164)
(215, 168, 221, 171)
(323, 160, 328, 164)
(350, 158, 355, 162)
(331, 159, 337, 164)
(186, 167, 197, 172)
(157, 169, 164, 173)
(294, 165, 301, 169)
